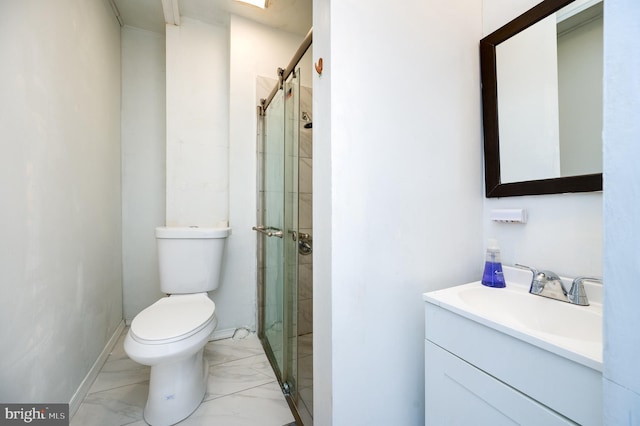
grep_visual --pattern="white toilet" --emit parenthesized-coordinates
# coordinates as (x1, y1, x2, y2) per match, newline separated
(124, 226, 231, 426)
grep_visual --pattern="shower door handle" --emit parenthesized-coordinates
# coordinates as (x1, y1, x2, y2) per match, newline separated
(252, 225, 283, 238)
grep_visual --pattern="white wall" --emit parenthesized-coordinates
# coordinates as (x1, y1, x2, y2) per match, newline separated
(482, 0, 603, 280)
(165, 17, 229, 228)
(121, 26, 166, 321)
(314, 0, 484, 423)
(602, 0, 640, 421)
(0, 0, 122, 403)
(312, 2, 333, 423)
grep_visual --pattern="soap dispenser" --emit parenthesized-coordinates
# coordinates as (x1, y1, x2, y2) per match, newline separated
(482, 238, 506, 288)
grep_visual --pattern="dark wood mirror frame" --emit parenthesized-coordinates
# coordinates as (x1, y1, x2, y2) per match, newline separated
(480, 0, 603, 198)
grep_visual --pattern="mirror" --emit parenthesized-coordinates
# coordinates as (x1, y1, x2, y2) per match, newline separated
(480, 0, 603, 197)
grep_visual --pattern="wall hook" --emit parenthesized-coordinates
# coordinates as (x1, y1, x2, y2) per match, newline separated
(315, 57, 323, 75)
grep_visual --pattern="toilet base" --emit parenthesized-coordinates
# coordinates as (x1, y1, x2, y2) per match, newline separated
(144, 348, 209, 426)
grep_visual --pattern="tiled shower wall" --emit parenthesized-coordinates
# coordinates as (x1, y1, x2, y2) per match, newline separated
(297, 84, 313, 337)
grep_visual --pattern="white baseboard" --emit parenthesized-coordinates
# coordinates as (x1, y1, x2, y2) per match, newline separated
(69, 320, 126, 418)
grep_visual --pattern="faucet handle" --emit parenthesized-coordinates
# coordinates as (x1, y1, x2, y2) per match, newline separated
(515, 264, 541, 293)
(515, 264, 539, 283)
(568, 277, 601, 306)
(515, 264, 537, 275)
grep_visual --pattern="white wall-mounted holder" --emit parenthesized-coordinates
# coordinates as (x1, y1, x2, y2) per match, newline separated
(490, 208, 528, 223)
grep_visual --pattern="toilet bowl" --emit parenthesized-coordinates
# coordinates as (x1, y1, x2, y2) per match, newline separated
(124, 226, 230, 426)
(124, 293, 216, 426)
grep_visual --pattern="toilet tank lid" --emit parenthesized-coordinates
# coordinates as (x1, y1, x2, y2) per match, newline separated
(156, 226, 231, 239)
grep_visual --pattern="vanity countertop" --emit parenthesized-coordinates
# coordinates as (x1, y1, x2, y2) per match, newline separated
(423, 266, 602, 371)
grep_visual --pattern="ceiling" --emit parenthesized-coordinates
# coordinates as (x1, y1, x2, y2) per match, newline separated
(113, 0, 312, 36)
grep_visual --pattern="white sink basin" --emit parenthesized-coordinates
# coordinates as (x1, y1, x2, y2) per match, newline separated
(457, 285, 602, 342)
(423, 266, 603, 370)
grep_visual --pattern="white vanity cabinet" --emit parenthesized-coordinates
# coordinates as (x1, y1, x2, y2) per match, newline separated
(423, 276, 603, 426)
(425, 341, 575, 425)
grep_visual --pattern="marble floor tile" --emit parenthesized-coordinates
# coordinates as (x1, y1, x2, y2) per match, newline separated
(70, 382, 148, 426)
(205, 353, 277, 400)
(72, 328, 296, 426)
(205, 334, 265, 367)
(179, 382, 294, 426)
(87, 357, 151, 394)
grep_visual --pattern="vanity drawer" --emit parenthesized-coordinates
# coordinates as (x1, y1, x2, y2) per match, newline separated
(425, 340, 577, 425)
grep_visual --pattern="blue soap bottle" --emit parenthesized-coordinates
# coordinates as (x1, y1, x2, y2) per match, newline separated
(482, 238, 506, 288)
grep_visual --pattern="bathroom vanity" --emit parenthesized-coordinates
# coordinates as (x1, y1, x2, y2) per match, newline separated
(423, 266, 602, 425)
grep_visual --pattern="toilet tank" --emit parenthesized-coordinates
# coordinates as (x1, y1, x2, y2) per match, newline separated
(156, 226, 231, 294)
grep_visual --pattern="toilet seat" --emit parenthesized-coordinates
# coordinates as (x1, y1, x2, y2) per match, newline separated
(130, 293, 215, 345)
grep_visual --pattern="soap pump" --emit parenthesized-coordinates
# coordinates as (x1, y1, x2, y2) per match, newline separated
(482, 238, 505, 288)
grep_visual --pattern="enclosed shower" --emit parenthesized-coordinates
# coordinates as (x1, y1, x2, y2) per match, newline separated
(254, 30, 313, 426)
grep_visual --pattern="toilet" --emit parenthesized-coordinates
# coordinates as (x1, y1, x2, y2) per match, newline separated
(124, 226, 231, 426)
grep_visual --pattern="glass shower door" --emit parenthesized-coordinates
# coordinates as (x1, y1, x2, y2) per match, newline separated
(260, 68, 300, 396)
(262, 88, 286, 375)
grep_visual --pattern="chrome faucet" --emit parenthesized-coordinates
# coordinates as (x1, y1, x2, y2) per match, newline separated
(516, 264, 601, 306)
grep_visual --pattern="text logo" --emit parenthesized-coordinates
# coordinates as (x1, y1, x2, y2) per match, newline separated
(1, 404, 68, 426)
